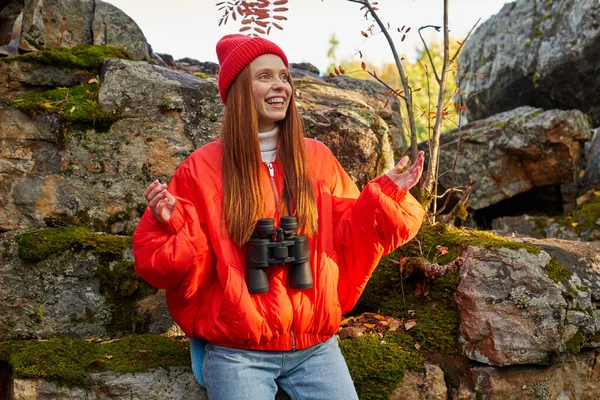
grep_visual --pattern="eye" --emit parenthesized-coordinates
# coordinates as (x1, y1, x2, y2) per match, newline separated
(259, 73, 270, 80)
(281, 74, 289, 82)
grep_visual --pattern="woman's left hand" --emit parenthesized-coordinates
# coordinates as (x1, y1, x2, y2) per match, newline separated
(386, 151, 425, 191)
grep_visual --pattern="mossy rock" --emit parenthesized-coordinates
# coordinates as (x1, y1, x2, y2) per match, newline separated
(357, 224, 571, 362)
(17, 226, 130, 263)
(1, 45, 131, 69)
(0, 335, 190, 388)
(572, 193, 600, 229)
(16, 227, 157, 335)
(9, 83, 118, 130)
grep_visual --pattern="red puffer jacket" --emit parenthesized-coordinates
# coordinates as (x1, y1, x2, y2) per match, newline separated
(133, 138, 424, 351)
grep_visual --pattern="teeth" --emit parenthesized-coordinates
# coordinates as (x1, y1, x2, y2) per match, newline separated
(266, 98, 284, 105)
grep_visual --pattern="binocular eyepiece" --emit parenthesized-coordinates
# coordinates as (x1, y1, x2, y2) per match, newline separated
(245, 216, 312, 294)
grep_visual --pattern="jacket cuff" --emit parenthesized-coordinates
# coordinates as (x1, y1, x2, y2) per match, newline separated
(165, 199, 185, 235)
(374, 174, 408, 202)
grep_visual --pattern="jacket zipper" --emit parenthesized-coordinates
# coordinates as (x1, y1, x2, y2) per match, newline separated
(264, 162, 296, 351)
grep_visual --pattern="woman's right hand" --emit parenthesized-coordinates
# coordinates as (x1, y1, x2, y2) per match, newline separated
(144, 180, 176, 223)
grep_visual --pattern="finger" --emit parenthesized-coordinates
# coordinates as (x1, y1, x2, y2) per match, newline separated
(148, 189, 168, 210)
(145, 182, 163, 203)
(394, 156, 409, 172)
(165, 191, 176, 205)
(143, 180, 160, 200)
(146, 183, 168, 203)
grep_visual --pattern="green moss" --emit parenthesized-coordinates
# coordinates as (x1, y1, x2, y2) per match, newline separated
(1, 45, 131, 69)
(491, 121, 511, 130)
(0, 335, 190, 388)
(544, 256, 572, 284)
(572, 195, 600, 229)
(531, 73, 539, 85)
(107, 210, 132, 225)
(565, 329, 586, 354)
(193, 71, 209, 79)
(340, 333, 422, 400)
(17, 227, 130, 263)
(9, 83, 118, 129)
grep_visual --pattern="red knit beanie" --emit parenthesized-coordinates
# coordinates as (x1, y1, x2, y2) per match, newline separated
(216, 34, 289, 103)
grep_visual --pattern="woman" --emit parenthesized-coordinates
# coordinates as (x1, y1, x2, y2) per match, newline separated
(133, 34, 425, 400)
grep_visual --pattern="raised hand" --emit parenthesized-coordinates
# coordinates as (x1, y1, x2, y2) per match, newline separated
(386, 151, 425, 191)
(143, 180, 176, 223)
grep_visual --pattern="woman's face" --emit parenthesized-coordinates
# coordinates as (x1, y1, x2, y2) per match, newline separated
(249, 54, 292, 132)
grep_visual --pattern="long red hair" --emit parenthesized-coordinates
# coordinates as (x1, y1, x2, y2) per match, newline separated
(221, 67, 318, 246)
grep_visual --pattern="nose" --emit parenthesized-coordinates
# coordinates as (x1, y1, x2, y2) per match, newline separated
(272, 76, 286, 90)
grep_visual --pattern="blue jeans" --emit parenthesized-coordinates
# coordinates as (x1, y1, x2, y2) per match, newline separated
(190, 335, 358, 400)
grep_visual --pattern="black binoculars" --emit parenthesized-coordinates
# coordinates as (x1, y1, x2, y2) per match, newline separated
(245, 216, 312, 294)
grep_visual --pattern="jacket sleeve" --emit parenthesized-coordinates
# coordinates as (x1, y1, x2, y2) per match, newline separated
(132, 163, 213, 292)
(328, 153, 426, 314)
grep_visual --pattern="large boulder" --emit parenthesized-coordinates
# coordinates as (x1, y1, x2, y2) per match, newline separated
(0, 228, 172, 340)
(295, 76, 396, 188)
(13, 0, 150, 60)
(91, 0, 150, 60)
(461, 350, 600, 400)
(13, 367, 206, 400)
(458, 0, 600, 125)
(456, 243, 599, 367)
(435, 106, 592, 211)
(583, 128, 600, 187)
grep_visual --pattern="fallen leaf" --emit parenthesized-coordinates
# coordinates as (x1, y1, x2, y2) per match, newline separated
(571, 222, 579, 228)
(414, 342, 421, 350)
(341, 317, 355, 326)
(378, 321, 389, 327)
(69, 106, 76, 113)
(104, 355, 113, 360)
(88, 78, 99, 84)
(594, 191, 600, 197)
(404, 320, 417, 330)
(363, 323, 376, 329)
(373, 314, 385, 320)
(388, 319, 401, 331)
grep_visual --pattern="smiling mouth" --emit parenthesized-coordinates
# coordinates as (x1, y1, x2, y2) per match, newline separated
(265, 97, 286, 106)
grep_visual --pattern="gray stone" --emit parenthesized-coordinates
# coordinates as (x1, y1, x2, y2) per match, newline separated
(21, 0, 95, 51)
(456, 245, 596, 366)
(13, 367, 207, 400)
(434, 106, 592, 210)
(462, 350, 600, 400)
(92, 0, 150, 61)
(458, 0, 600, 125)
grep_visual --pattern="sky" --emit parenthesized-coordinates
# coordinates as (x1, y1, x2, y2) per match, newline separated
(104, 0, 511, 73)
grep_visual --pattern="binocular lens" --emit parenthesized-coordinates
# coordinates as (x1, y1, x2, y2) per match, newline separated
(280, 216, 297, 233)
(256, 218, 275, 238)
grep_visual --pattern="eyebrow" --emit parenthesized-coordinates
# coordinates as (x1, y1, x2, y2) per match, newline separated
(254, 67, 288, 75)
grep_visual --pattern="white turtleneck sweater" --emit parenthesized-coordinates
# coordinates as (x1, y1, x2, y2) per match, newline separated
(258, 126, 278, 162)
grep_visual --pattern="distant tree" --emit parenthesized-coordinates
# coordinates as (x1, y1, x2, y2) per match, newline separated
(327, 40, 460, 143)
